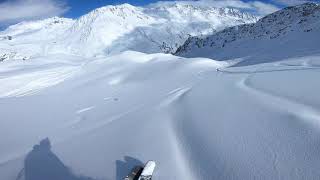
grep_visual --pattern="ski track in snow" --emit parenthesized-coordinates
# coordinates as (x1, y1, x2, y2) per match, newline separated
(64, 85, 196, 140)
(238, 73, 320, 128)
(157, 86, 196, 180)
(103, 97, 113, 101)
(220, 66, 320, 75)
(159, 86, 193, 107)
(58, 84, 199, 179)
(76, 106, 95, 114)
(273, 56, 320, 68)
(72, 103, 146, 133)
(0, 66, 80, 98)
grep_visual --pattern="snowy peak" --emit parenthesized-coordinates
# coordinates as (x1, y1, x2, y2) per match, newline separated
(60, 3, 258, 56)
(0, 17, 74, 37)
(77, 3, 150, 23)
(256, 2, 320, 34)
(175, 2, 320, 65)
(68, 3, 153, 37)
(0, 17, 74, 61)
(62, 4, 156, 56)
(0, 2, 259, 60)
(0, 16, 74, 44)
(146, 3, 257, 22)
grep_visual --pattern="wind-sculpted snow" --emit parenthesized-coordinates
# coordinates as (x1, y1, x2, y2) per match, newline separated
(0, 55, 85, 98)
(176, 3, 320, 66)
(0, 51, 320, 179)
(0, 3, 257, 61)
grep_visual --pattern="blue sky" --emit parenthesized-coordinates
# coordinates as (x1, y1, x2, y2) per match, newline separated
(56, 0, 310, 18)
(0, 0, 318, 27)
(62, 0, 286, 18)
(63, 0, 161, 18)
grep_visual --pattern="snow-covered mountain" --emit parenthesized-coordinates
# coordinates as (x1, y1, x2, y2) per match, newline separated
(176, 3, 320, 66)
(0, 3, 257, 61)
(0, 17, 73, 61)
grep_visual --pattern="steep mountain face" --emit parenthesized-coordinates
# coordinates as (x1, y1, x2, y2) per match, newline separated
(0, 3, 257, 60)
(176, 3, 320, 66)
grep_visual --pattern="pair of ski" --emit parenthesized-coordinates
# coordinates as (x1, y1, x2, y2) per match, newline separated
(125, 160, 156, 180)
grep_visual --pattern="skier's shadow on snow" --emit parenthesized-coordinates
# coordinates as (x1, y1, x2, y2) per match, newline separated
(116, 156, 143, 180)
(18, 138, 95, 180)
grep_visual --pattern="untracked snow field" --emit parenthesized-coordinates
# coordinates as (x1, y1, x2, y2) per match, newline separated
(0, 51, 320, 180)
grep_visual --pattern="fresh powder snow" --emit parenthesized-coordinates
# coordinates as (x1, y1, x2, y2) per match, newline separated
(0, 2, 320, 180)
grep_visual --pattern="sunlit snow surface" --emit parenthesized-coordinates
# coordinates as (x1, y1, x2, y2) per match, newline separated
(0, 51, 320, 180)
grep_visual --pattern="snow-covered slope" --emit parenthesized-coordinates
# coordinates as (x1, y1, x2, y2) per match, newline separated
(176, 3, 320, 66)
(0, 51, 320, 180)
(1, 2, 320, 180)
(0, 17, 74, 61)
(0, 3, 257, 60)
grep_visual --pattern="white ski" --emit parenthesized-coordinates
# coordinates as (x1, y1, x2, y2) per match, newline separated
(138, 160, 156, 180)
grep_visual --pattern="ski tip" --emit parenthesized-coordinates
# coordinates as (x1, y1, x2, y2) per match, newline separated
(140, 160, 156, 177)
(145, 160, 156, 170)
(125, 160, 156, 180)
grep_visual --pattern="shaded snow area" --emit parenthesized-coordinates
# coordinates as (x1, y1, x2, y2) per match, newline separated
(0, 51, 320, 180)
